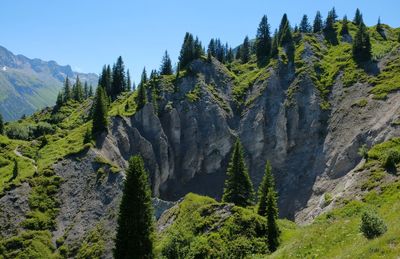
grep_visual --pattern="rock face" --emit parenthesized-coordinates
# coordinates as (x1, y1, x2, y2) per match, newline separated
(95, 56, 400, 224)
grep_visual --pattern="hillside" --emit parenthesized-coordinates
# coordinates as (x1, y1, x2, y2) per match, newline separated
(0, 46, 98, 121)
(0, 18, 400, 258)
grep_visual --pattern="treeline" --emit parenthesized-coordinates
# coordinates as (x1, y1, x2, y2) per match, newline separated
(56, 76, 93, 106)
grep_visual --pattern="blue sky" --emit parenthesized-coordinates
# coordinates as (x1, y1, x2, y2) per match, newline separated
(1, 0, 399, 83)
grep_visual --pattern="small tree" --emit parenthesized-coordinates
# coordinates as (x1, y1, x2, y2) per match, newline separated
(114, 155, 155, 258)
(0, 113, 4, 135)
(136, 84, 147, 111)
(255, 15, 271, 65)
(91, 87, 108, 137)
(353, 23, 372, 63)
(266, 187, 280, 251)
(313, 11, 323, 33)
(257, 161, 275, 216)
(299, 15, 311, 33)
(353, 8, 363, 26)
(240, 36, 251, 63)
(160, 50, 173, 75)
(340, 15, 349, 36)
(358, 144, 369, 161)
(222, 139, 254, 207)
(360, 210, 387, 239)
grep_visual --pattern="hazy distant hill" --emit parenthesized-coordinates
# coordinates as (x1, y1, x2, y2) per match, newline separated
(0, 46, 98, 121)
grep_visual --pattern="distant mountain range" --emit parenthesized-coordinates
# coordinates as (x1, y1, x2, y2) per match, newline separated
(0, 46, 98, 121)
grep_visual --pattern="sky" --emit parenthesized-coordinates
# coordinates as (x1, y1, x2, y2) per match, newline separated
(1, 0, 399, 83)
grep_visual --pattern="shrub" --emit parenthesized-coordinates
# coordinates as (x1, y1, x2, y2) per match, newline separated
(382, 149, 400, 169)
(360, 210, 387, 239)
(358, 144, 369, 161)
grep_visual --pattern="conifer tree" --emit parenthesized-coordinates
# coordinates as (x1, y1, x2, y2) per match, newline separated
(63, 76, 71, 101)
(299, 15, 311, 33)
(10, 159, 18, 181)
(56, 92, 63, 107)
(331, 7, 338, 22)
(136, 83, 147, 111)
(266, 187, 280, 251)
(91, 86, 108, 137)
(235, 46, 241, 60)
(353, 8, 364, 26)
(398, 32, 400, 43)
(222, 139, 254, 207)
(114, 155, 155, 259)
(226, 47, 234, 63)
(111, 56, 126, 99)
(73, 75, 84, 101)
(313, 11, 323, 33)
(353, 23, 372, 63)
(139, 67, 148, 88)
(88, 85, 93, 97)
(376, 17, 386, 39)
(0, 113, 4, 135)
(255, 15, 272, 65)
(270, 30, 279, 58)
(324, 9, 338, 45)
(84, 81, 89, 99)
(178, 32, 204, 68)
(160, 50, 173, 75)
(278, 14, 289, 41)
(126, 69, 132, 91)
(340, 15, 349, 36)
(257, 161, 275, 216)
(240, 36, 251, 63)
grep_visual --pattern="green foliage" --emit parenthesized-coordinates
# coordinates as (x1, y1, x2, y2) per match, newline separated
(352, 23, 372, 63)
(340, 15, 349, 36)
(382, 149, 400, 170)
(222, 139, 255, 207)
(0, 112, 4, 134)
(353, 8, 364, 26)
(360, 210, 387, 239)
(299, 15, 311, 33)
(186, 83, 202, 102)
(313, 11, 323, 33)
(136, 83, 148, 110)
(257, 161, 275, 216)
(358, 144, 369, 160)
(157, 193, 269, 258)
(114, 155, 155, 259)
(255, 15, 272, 65)
(91, 86, 108, 137)
(240, 36, 251, 63)
(179, 32, 204, 68)
(76, 225, 106, 259)
(160, 50, 173, 75)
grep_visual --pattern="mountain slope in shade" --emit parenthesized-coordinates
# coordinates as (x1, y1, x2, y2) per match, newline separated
(0, 46, 98, 121)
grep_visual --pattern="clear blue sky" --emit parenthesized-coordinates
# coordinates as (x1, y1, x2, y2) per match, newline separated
(1, 0, 399, 83)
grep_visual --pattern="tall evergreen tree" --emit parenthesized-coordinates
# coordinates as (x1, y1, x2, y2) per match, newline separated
(255, 15, 272, 65)
(63, 76, 71, 101)
(235, 46, 241, 60)
(72, 75, 84, 101)
(266, 187, 280, 251)
(126, 69, 132, 91)
(353, 8, 364, 26)
(0, 113, 3, 135)
(299, 15, 311, 33)
(56, 92, 63, 107)
(136, 83, 147, 111)
(324, 9, 338, 45)
(111, 56, 126, 99)
(226, 47, 234, 63)
(313, 11, 323, 33)
(257, 161, 275, 216)
(178, 32, 203, 68)
(91, 86, 108, 137)
(240, 36, 251, 63)
(84, 81, 89, 99)
(277, 14, 289, 41)
(114, 155, 154, 259)
(353, 23, 372, 63)
(160, 50, 173, 75)
(271, 30, 279, 58)
(88, 85, 94, 97)
(331, 7, 338, 22)
(139, 67, 148, 88)
(222, 139, 254, 207)
(99, 65, 113, 97)
(340, 15, 349, 36)
(376, 17, 386, 39)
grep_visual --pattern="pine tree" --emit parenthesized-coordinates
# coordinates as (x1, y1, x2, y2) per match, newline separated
(331, 7, 338, 22)
(91, 86, 108, 137)
(63, 76, 71, 101)
(88, 85, 94, 97)
(111, 56, 126, 100)
(266, 187, 280, 251)
(257, 161, 275, 216)
(222, 139, 254, 207)
(136, 83, 147, 111)
(240, 36, 251, 63)
(271, 30, 279, 58)
(313, 11, 323, 33)
(353, 8, 364, 26)
(299, 15, 311, 33)
(324, 9, 338, 45)
(73, 75, 84, 101)
(278, 14, 289, 41)
(235, 46, 241, 60)
(376, 17, 386, 39)
(126, 69, 132, 91)
(114, 155, 155, 259)
(56, 92, 63, 107)
(353, 23, 372, 63)
(139, 67, 148, 88)
(84, 81, 89, 99)
(178, 32, 204, 68)
(0, 113, 4, 135)
(255, 15, 272, 65)
(160, 50, 173, 75)
(99, 65, 112, 97)
(226, 47, 234, 63)
(340, 15, 349, 36)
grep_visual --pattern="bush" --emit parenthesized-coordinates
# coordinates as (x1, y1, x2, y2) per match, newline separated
(360, 210, 387, 239)
(382, 149, 400, 169)
(358, 144, 369, 161)
(6, 123, 30, 140)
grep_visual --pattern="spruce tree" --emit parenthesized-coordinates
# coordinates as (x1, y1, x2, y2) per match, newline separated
(235, 46, 241, 60)
(222, 139, 254, 207)
(376, 17, 386, 39)
(240, 36, 251, 63)
(160, 50, 173, 75)
(270, 30, 279, 58)
(178, 32, 203, 68)
(73, 75, 84, 101)
(63, 76, 71, 101)
(91, 86, 108, 137)
(126, 69, 132, 91)
(324, 9, 338, 45)
(226, 47, 234, 63)
(139, 67, 148, 88)
(84, 81, 89, 99)
(0, 113, 4, 135)
(114, 155, 155, 259)
(255, 15, 272, 65)
(257, 161, 275, 216)
(299, 15, 311, 33)
(56, 92, 63, 107)
(313, 11, 323, 33)
(266, 187, 280, 251)
(277, 14, 289, 41)
(136, 83, 147, 111)
(88, 85, 94, 97)
(353, 8, 363, 26)
(340, 15, 349, 36)
(111, 56, 126, 100)
(353, 23, 372, 63)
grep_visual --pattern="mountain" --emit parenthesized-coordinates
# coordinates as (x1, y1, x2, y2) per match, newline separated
(0, 46, 98, 121)
(1, 21, 400, 257)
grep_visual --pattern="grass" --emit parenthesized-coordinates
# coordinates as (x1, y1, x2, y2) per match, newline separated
(186, 83, 202, 102)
